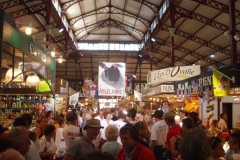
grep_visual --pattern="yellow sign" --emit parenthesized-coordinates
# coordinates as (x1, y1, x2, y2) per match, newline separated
(36, 80, 51, 92)
(212, 70, 230, 96)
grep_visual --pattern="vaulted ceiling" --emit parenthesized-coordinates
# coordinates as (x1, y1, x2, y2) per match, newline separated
(1, 0, 240, 91)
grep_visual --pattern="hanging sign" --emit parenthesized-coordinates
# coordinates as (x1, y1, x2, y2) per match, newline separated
(212, 70, 230, 96)
(148, 65, 200, 86)
(98, 62, 125, 96)
(69, 92, 79, 105)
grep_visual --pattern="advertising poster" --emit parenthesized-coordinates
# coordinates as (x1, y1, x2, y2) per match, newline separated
(212, 70, 230, 96)
(69, 92, 79, 105)
(98, 62, 125, 96)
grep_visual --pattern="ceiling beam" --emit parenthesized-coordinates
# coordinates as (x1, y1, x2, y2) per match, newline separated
(8, 2, 46, 19)
(69, 5, 150, 27)
(176, 6, 229, 31)
(192, 0, 240, 19)
(0, 0, 34, 9)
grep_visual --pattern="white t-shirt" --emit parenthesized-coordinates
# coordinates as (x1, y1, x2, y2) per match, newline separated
(77, 115, 83, 128)
(63, 124, 80, 149)
(26, 140, 41, 160)
(150, 120, 169, 147)
(39, 135, 57, 153)
(55, 128, 66, 149)
(100, 119, 113, 140)
(110, 120, 126, 144)
(218, 119, 227, 132)
(95, 115, 105, 122)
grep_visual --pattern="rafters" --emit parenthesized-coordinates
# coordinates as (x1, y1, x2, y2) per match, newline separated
(75, 18, 144, 41)
(176, 6, 229, 31)
(69, 5, 150, 28)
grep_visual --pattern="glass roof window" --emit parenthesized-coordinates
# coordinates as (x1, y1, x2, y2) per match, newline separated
(78, 43, 139, 51)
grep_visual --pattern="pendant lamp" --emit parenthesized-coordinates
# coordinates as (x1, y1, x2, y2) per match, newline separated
(26, 75, 40, 86)
(5, 68, 24, 83)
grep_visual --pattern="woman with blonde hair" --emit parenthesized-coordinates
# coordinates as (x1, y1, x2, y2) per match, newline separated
(101, 125, 122, 160)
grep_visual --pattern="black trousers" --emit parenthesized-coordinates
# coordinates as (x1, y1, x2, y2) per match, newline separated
(153, 145, 164, 160)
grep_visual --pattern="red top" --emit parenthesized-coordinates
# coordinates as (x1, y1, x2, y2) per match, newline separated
(167, 125, 181, 147)
(118, 142, 156, 160)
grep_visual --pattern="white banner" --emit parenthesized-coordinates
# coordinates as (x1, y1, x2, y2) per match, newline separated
(69, 92, 79, 105)
(148, 65, 200, 86)
(98, 62, 125, 96)
(134, 90, 142, 101)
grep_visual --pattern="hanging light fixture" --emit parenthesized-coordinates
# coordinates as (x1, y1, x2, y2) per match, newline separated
(16, 21, 38, 35)
(26, 75, 40, 86)
(56, 55, 66, 63)
(5, 68, 24, 83)
(51, 48, 56, 57)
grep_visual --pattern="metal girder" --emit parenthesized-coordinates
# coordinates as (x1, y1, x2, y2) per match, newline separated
(133, 0, 159, 13)
(162, 25, 231, 57)
(69, 5, 150, 28)
(192, 0, 240, 19)
(9, 3, 45, 19)
(80, 50, 138, 58)
(35, 21, 58, 33)
(0, 0, 34, 10)
(75, 19, 143, 42)
(237, 10, 240, 19)
(48, 35, 66, 43)
(90, 56, 94, 80)
(62, 0, 80, 9)
(75, 18, 144, 36)
(176, 6, 229, 31)
(154, 37, 225, 67)
(47, 1, 76, 50)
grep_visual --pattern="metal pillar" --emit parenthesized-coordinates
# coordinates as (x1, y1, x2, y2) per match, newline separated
(229, 0, 237, 65)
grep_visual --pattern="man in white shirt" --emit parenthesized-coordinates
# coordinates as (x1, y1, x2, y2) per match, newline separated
(218, 113, 228, 132)
(63, 111, 80, 149)
(95, 109, 105, 122)
(110, 111, 126, 144)
(150, 109, 169, 160)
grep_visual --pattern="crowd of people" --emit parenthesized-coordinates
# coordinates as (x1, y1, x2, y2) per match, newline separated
(0, 107, 240, 160)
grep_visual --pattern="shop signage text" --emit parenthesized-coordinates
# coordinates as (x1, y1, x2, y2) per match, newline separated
(174, 73, 212, 96)
(144, 84, 174, 96)
(99, 88, 124, 96)
(161, 85, 174, 93)
(148, 65, 200, 86)
(29, 43, 46, 63)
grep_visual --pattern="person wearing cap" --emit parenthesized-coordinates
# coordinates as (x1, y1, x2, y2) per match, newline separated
(63, 119, 103, 160)
(164, 111, 181, 160)
(150, 109, 169, 160)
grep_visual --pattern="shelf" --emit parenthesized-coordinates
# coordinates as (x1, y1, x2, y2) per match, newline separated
(0, 108, 34, 109)
(0, 100, 49, 103)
